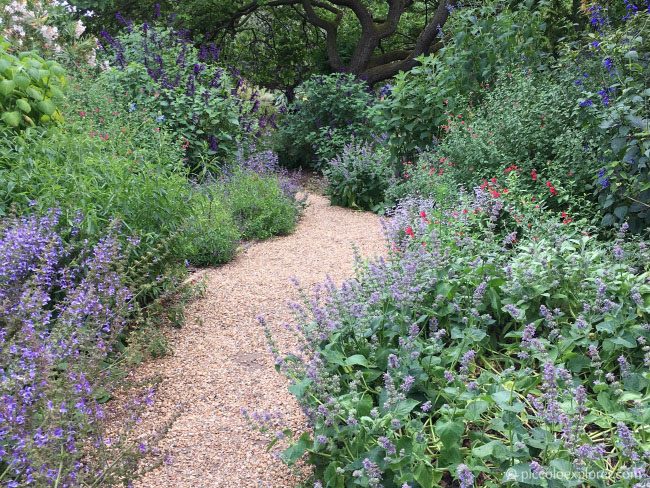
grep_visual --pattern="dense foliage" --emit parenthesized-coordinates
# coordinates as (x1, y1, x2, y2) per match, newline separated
(0, 41, 66, 129)
(323, 141, 393, 211)
(570, 9, 650, 231)
(99, 17, 273, 174)
(274, 73, 375, 169)
(277, 190, 650, 487)
(371, 2, 551, 157)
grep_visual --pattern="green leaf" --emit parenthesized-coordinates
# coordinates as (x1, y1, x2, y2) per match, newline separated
(435, 419, 464, 446)
(280, 432, 311, 465)
(37, 99, 55, 116)
(472, 439, 506, 458)
(344, 354, 369, 367)
(414, 463, 437, 488)
(26, 86, 43, 101)
(614, 206, 628, 220)
(464, 400, 489, 421)
(2, 111, 21, 127)
(0, 79, 15, 96)
(288, 378, 311, 399)
(15, 98, 31, 113)
(393, 398, 420, 417)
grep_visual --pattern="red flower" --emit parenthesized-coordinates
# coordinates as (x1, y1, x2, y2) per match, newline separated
(490, 177, 497, 184)
(531, 169, 538, 181)
(504, 164, 519, 174)
(420, 211, 427, 219)
(78, 111, 86, 118)
(490, 189, 500, 198)
(405, 226, 415, 238)
(546, 181, 558, 196)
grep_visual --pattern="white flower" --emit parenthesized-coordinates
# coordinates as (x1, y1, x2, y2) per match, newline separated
(74, 19, 85, 38)
(40, 24, 59, 43)
(86, 49, 97, 67)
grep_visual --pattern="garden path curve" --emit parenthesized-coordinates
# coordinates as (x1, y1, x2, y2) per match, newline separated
(133, 193, 385, 487)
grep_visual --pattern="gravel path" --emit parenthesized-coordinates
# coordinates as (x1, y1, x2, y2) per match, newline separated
(132, 193, 385, 487)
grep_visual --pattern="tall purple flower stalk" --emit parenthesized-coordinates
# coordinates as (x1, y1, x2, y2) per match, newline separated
(0, 213, 132, 486)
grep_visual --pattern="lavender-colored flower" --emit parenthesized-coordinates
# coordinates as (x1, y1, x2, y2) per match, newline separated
(456, 464, 474, 488)
(388, 354, 400, 369)
(617, 422, 639, 460)
(401, 375, 415, 392)
(378, 436, 396, 455)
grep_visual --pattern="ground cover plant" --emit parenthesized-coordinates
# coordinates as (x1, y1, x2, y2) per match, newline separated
(276, 187, 650, 487)
(0, 212, 144, 486)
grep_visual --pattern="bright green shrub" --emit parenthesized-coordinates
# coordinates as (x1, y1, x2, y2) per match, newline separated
(223, 169, 298, 240)
(274, 73, 376, 169)
(182, 190, 241, 266)
(372, 3, 550, 158)
(0, 41, 66, 129)
(323, 141, 394, 211)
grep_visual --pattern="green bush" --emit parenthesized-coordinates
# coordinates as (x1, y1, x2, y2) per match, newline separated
(569, 12, 650, 232)
(0, 78, 243, 268)
(274, 73, 376, 169)
(438, 69, 601, 216)
(0, 41, 66, 129)
(372, 2, 551, 158)
(323, 141, 394, 211)
(223, 169, 298, 240)
(100, 21, 261, 175)
(182, 189, 241, 266)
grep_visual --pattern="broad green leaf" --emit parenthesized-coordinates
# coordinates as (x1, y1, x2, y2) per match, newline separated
(280, 432, 311, 465)
(344, 354, 369, 367)
(2, 111, 21, 127)
(0, 79, 15, 96)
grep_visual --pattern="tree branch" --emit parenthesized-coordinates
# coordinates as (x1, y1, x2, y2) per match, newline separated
(302, 0, 344, 69)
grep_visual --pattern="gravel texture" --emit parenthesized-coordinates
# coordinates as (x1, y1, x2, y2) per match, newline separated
(132, 193, 385, 487)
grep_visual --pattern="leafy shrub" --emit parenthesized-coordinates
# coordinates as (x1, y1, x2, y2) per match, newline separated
(223, 168, 298, 240)
(0, 212, 141, 486)
(99, 19, 268, 174)
(570, 8, 650, 232)
(383, 152, 458, 208)
(323, 141, 394, 211)
(274, 73, 375, 169)
(0, 41, 66, 129)
(372, 2, 551, 157)
(0, 79, 244, 268)
(277, 194, 650, 487)
(437, 69, 602, 217)
(1, 0, 97, 67)
(182, 190, 241, 266)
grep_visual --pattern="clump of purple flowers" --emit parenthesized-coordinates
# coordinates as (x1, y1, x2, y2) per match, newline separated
(0, 212, 133, 486)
